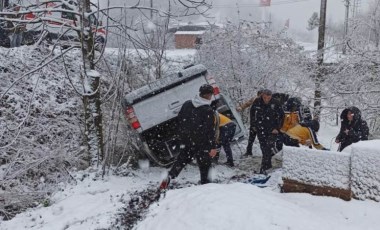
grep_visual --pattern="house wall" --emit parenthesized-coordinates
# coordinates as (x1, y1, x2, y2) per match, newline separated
(175, 34, 198, 49)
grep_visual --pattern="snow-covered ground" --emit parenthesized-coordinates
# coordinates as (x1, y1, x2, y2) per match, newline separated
(135, 183, 380, 230)
(2, 123, 380, 230)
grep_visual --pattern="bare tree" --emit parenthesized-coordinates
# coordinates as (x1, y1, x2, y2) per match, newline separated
(197, 20, 312, 116)
(0, 0, 211, 219)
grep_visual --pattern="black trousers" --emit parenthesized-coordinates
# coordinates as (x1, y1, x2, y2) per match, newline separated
(246, 126, 257, 155)
(169, 144, 212, 184)
(258, 134, 278, 173)
(282, 134, 300, 147)
(217, 122, 236, 163)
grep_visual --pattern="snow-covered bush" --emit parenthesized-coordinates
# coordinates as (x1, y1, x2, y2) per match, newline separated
(282, 147, 351, 190)
(320, 1, 380, 136)
(197, 22, 314, 109)
(350, 140, 380, 201)
(283, 141, 380, 201)
(0, 47, 85, 218)
(0, 46, 148, 219)
(323, 56, 380, 137)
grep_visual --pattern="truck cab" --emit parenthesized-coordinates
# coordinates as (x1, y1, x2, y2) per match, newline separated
(122, 64, 245, 167)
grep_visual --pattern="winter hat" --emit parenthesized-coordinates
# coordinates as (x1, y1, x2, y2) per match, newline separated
(199, 84, 214, 95)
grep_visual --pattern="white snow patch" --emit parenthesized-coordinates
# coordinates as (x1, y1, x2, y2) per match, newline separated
(351, 140, 380, 201)
(282, 146, 351, 189)
(86, 70, 101, 78)
(135, 183, 380, 230)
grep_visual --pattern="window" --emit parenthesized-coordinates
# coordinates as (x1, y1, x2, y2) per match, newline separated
(61, 4, 76, 21)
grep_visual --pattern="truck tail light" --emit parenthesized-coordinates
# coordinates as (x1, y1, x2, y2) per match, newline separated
(25, 13, 36, 20)
(206, 75, 220, 95)
(124, 106, 141, 130)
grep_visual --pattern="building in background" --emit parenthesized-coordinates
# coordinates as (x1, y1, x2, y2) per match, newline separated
(174, 30, 205, 49)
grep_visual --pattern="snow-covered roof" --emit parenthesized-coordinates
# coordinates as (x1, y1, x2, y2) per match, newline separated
(123, 64, 207, 105)
(174, 31, 205, 35)
(175, 21, 224, 28)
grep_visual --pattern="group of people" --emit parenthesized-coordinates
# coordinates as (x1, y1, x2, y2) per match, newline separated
(159, 85, 370, 190)
(237, 89, 328, 173)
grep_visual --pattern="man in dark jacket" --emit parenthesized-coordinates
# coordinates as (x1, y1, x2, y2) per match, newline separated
(335, 106, 369, 152)
(160, 84, 218, 190)
(236, 89, 263, 157)
(250, 89, 284, 174)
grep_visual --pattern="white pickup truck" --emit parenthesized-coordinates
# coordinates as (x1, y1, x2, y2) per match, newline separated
(122, 64, 245, 166)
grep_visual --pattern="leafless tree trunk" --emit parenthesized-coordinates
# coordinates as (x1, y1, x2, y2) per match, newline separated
(314, 0, 327, 120)
(76, 0, 104, 165)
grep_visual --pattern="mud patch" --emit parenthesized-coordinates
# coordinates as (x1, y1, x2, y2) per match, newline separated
(117, 181, 198, 229)
(116, 188, 161, 230)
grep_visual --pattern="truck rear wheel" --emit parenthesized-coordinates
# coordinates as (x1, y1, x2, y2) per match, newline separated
(140, 142, 175, 168)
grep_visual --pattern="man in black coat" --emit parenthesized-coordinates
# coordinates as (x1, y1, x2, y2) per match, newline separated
(335, 106, 369, 151)
(250, 89, 284, 174)
(160, 84, 218, 189)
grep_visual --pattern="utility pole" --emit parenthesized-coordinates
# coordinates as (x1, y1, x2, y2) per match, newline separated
(343, 0, 350, 54)
(150, 0, 153, 20)
(314, 0, 328, 120)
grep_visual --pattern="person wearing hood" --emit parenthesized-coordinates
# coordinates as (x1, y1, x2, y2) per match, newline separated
(160, 84, 218, 190)
(335, 106, 369, 152)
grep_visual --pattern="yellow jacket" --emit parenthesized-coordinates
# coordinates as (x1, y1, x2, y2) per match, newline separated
(286, 124, 325, 150)
(218, 113, 232, 127)
(281, 112, 300, 132)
